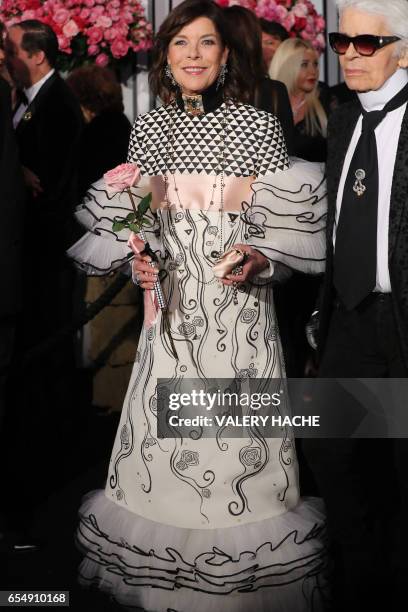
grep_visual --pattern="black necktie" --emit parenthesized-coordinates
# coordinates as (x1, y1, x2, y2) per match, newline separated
(333, 81, 408, 310)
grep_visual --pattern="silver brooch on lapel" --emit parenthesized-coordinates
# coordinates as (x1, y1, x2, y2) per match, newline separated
(23, 111, 32, 122)
(353, 169, 366, 197)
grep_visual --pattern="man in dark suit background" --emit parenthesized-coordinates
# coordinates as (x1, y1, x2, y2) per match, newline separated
(0, 76, 24, 453)
(3, 21, 83, 525)
(0, 75, 25, 547)
(304, 1, 408, 610)
(6, 20, 83, 348)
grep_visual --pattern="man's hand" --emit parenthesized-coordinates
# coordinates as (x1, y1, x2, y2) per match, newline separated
(132, 254, 159, 290)
(22, 165, 43, 198)
(220, 244, 269, 286)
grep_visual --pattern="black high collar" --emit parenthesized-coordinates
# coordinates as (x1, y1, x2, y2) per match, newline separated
(175, 81, 224, 115)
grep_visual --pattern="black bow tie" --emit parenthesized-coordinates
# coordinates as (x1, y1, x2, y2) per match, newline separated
(17, 89, 29, 106)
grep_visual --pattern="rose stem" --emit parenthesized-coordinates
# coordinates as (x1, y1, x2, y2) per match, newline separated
(126, 187, 138, 218)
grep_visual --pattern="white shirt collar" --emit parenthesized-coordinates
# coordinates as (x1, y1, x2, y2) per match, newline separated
(358, 68, 408, 112)
(24, 68, 55, 104)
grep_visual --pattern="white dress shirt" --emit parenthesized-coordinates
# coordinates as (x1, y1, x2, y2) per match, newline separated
(13, 68, 55, 129)
(334, 68, 408, 293)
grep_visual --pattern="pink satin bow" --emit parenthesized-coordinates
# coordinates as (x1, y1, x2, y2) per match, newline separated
(127, 232, 158, 328)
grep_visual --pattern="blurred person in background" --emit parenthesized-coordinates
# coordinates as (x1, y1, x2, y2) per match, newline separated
(67, 65, 140, 417)
(224, 5, 294, 151)
(3, 19, 83, 533)
(0, 23, 13, 93)
(0, 67, 25, 552)
(270, 37, 328, 163)
(260, 18, 289, 70)
(66, 65, 132, 199)
(269, 37, 327, 381)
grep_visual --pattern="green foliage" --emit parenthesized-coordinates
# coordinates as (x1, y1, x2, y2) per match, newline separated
(112, 191, 153, 235)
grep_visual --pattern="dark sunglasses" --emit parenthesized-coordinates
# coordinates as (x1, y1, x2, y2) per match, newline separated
(329, 32, 400, 57)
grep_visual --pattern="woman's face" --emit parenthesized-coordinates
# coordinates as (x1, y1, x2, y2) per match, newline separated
(261, 32, 282, 68)
(167, 16, 229, 95)
(296, 49, 319, 95)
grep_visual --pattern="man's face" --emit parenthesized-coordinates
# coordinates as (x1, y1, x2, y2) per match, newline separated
(262, 32, 282, 68)
(339, 8, 400, 92)
(5, 26, 35, 88)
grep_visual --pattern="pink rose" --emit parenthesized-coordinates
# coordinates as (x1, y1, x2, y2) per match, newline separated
(315, 33, 326, 50)
(57, 35, 71, 51)
(96, 15, 112, 28)
(85, 0, 95, 7)
(275, 5, 288, 21)
(21, 10, 36, 20)
(95, 52, 109, 67)
(87, 26, 103, 45)
(111, 37, 130, 59)
(104, 164, 141, 195)
(104, 27, 119, 42)
(315, 16, 326, 31)
(80, 8, 91, 19)
(88, 44, 100, 56)
(63, 19, 80, 38)
(283, 13, 295, 30)
(293, 3, 309, 18)
(115, 22, 129, 37)
(90, 6, 104, 17)
(53, 8, 70, 25)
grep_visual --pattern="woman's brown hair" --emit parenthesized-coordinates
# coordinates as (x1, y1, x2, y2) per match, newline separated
(149, 0, 249, 104)
(224, 5, 278, 112)
(66, 65, 124, 115)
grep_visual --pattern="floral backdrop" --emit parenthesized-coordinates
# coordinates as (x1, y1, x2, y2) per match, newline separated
(0, 0, 153, 71)
(216, 0, 326, 52)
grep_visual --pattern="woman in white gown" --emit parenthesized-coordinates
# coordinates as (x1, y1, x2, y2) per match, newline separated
(68, 1, 328, 610)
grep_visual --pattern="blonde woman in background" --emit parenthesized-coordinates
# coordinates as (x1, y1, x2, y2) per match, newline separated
(270, 37, 328, 162)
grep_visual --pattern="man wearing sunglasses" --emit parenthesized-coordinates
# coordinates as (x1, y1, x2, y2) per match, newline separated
(304, 1, 408, 611)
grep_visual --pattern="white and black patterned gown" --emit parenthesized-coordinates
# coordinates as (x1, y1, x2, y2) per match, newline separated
(68, 94, 328, 611)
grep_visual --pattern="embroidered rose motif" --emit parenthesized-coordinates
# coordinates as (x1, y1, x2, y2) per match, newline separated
(241, 308, 256, 323)
(145, 437, 156, 448)
(237, 364, 258, 379)
(178, 323, 195, 337)
(240, 447, 261, 466)
(192, 316, 204, 327)
(116, 489, 124, 501)
(202, 488, 211, 498)
(176, 460, 187, 471)
(180, 450, 199, 466)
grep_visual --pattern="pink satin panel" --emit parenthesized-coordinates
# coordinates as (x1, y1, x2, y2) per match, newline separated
(149, 174, 254, 212)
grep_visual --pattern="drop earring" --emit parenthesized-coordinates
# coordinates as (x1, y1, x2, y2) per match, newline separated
(216, 64, 227, 91)
(165, 64, 177, 88)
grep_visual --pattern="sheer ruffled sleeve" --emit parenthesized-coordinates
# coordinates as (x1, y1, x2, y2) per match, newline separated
(66, 176, 161, 276)
(243, 158, 327, 280)
(67, 114, 164, 276)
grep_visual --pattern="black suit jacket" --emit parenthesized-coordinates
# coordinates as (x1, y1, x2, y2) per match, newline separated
(15, 71, 83, 252)
(0, 78, 25, 316)
(318, 100, 408, 368)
